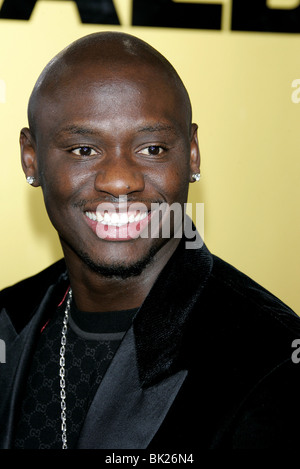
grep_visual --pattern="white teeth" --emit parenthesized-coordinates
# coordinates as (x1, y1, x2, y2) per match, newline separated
(85, 211, 103, 222)
(104, 212, 111, 223)
(137, 212, 147, 222)
(110, 212, 119, 224)
(119, 212, 128, 224)
(85, 211, 148, 226)
(85, 211, 97, 221)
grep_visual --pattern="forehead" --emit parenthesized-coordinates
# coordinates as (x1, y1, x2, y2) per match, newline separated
(34, 61, 190, 139)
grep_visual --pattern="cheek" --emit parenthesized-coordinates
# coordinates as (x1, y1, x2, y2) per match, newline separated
(41, 175, 73, 211)
(151, 159, 190, 203)
(39, 155, 90, 205)
(38, 171, 77, 233)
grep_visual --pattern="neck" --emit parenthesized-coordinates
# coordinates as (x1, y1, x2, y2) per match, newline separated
(61, 238, 180, 312)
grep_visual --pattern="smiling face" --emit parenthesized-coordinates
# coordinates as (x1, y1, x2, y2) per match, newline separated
(21, 33, 200, 278)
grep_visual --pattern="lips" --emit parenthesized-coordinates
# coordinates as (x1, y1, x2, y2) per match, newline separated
(84, 205, 151, 241)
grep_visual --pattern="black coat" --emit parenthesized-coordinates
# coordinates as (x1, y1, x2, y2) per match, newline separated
(1, 240, 300, 449)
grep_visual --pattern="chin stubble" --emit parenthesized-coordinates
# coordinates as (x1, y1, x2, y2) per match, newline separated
(77, 244, 158, 279)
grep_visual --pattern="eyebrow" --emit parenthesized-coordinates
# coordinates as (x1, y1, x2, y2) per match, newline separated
(57, 125, 96, 136)
(56, 122, 179, 137)
(137, 123, 179, 135)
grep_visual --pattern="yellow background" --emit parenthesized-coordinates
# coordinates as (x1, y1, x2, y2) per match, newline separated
(0, 0, 299, 314)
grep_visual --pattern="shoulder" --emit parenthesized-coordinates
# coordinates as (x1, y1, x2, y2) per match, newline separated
(183, 251, 300, 424)
(186, 251, 300, 383)
(205, 253, 299, 332)
(185, 248, 300, 374)
(0, 259, 67, 302)
(0, 259, 67, 331)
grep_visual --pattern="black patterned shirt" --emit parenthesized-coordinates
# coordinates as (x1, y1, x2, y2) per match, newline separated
(14, 296, 137, 449)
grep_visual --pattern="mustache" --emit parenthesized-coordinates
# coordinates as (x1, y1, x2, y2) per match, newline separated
(73, 196, 164, 209)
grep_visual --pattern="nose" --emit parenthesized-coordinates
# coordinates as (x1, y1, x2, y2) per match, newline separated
(94, 153, 145, 197)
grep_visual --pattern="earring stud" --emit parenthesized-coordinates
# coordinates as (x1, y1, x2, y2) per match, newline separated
(192, 173, 201, 182)
(26, 176, 36, 185)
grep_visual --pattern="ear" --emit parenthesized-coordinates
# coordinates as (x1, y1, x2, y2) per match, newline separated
(20, 127, 40, 187)
(189, 123, 201, 183)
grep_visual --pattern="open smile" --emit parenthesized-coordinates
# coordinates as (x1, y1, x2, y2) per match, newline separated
(85, 210, 148, 227)
(84, 206, 152, 241)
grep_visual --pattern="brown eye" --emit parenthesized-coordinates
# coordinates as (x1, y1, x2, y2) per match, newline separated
(148, 146, 161, 155)
(72, 146, 97, 156)
(138, 145, 165, 156)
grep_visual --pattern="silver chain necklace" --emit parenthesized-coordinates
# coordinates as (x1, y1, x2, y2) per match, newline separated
(59, 288, 72, 449)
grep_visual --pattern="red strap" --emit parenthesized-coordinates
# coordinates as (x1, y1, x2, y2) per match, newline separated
(40, 286, 70, 333)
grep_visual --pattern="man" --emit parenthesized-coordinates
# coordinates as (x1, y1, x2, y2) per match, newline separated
(1, 31, 300, 451)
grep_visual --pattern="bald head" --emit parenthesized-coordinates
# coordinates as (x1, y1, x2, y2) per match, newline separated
(27, 32, 192, 138)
